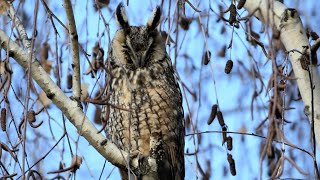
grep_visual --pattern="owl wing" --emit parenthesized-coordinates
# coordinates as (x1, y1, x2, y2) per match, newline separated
(146, 54, 185, 179)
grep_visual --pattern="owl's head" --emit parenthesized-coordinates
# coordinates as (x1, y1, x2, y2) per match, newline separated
(111, 3, 165, 69)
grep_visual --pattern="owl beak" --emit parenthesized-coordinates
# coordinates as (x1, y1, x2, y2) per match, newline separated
(133, 53, 145, 68)
(138, 58, 144, 67)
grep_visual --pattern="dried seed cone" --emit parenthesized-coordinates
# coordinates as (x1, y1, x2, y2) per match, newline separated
(207, 104, 218, 125)
(227, 136, 233, 151)
(27, 110, 36, 123)
(203, 51, 211, 65)
(217, 111, 225, 127)
(1, 108, 6, 131)
(67, 74, 72, 89)
(225, 60, 233, 74)
(227, 153, 236, 176)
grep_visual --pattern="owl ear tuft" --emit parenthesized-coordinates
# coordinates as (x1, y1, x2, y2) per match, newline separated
(147, 6, 161, 31)
(116, 3, 130, 33)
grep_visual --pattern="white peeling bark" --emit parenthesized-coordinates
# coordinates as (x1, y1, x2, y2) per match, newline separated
(238, 0, 320, 148)
(8, 5, 31, 52)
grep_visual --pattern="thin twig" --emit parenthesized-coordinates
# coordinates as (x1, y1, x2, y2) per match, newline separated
(186, 130, 314, 158)
(63, 0, 81, 101)
(18, 133, 66, 178)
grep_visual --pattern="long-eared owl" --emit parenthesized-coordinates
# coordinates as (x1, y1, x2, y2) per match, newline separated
(101, 3, 185, 180)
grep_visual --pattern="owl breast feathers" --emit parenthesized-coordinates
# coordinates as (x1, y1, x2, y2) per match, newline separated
(101, 3, 185, 180)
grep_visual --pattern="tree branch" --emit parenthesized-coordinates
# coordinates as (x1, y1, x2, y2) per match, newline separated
(237, 0, 320, 149)
(8, 4, 31, 52)
(0, 29, 137, 171)
(63, 0, 81, 101)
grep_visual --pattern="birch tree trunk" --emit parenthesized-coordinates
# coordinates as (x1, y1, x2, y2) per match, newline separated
(237, 0, 320, 148)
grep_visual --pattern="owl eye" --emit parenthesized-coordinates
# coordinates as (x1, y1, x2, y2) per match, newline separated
(121, 45, 134, 64)
(127, 57, 133, 64)
(122, 44, 129, 49)
(122, 45, 130, 54)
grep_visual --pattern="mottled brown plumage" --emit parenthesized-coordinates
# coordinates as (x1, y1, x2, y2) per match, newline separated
(101, 3, 184, 180)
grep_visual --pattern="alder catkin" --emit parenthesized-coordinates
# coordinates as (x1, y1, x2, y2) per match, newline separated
(227, 153, 236, 176)
(217, 111, 225, 127)
(207, 104, 218, 125)
(1, 108, 6, 131)
(225, 60, 233, 74)
(203, 50, 211, 65)
(227, 136, 233, 151)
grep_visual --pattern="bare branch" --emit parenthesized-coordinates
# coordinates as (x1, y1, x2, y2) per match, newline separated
(63, 0, 81, 101)
(236, 0, 320, 150)
(8, 4, 31, 52)
(0, 29, 136, 171)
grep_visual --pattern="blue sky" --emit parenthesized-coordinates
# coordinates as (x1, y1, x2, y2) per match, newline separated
(0, 0, 319, 179)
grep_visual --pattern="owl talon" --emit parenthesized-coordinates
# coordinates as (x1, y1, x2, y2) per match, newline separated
(129, 150, 141, 159)
(129, 150, 147, 166)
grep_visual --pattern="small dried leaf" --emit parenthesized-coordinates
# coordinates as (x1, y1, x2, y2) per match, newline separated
(94, 59, 101, 70)
(71, 155, 82, 172)
(238, 125, 247, 142)
(0, 143, 18, 162)
(179, 17, 191, 30)
(94, 107, 102, 124)
(239, 125, 247, 134)
(228, 4, 238, 28)
(27, 110, 36, 123)
(67, 74, 72, 89)
(96, 48, 104, 62)
(92, 42, 100, 57)
(217, 45, 226, 57)
(161, 31, 175, 45)
(40, 59, 53, 74)
(41, 42, 50, 61)
(81, 83, 89, 101)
